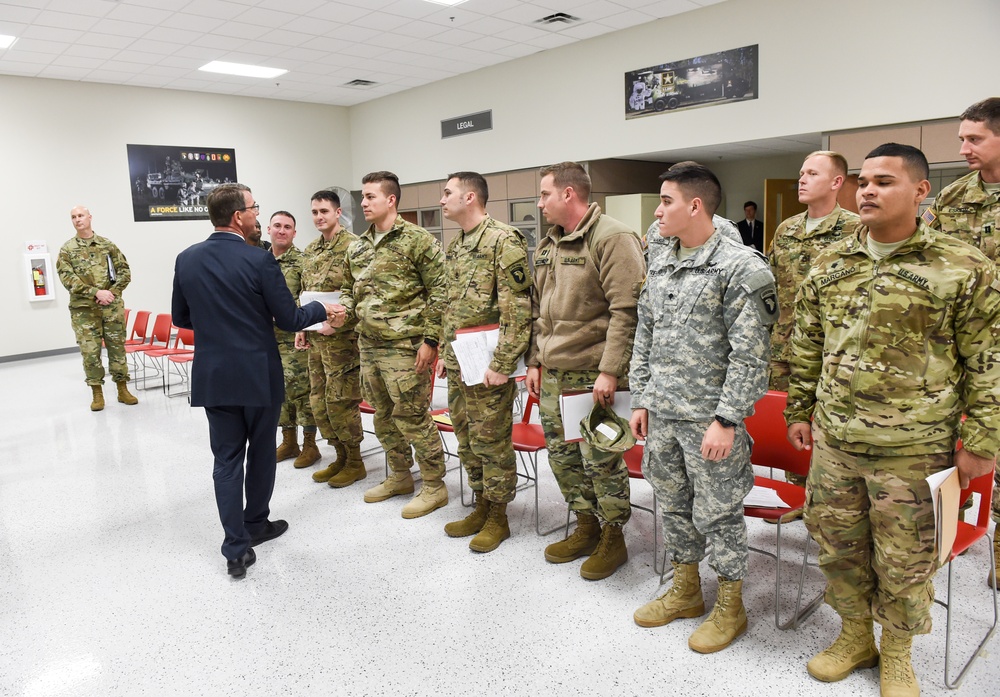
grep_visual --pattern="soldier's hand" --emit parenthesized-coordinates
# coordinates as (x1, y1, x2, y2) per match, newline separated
(630, 409, 648, 440)
(787, 423, 812, 451)
(95, 289, 115, 305)
(483, 368, 509, 387)
(435, 360, 447, 379)
(701, 421, 734, 461)
(316, 322, 336, 336)
(294, 331, 310, 350)
(325, 303, 347, 327)
(415, 342, 438, 372)
(593, 372, 618, 406)
(955, 448, 995, 489)
(525, 366, 541, 400)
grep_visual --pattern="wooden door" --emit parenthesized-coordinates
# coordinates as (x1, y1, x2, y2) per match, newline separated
(764, 179, 806, 252)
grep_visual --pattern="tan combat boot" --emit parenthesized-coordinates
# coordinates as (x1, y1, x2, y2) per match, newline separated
(364, 470, 415, 503)
(989, 527, 1000, 589)
(327, 443, 367, 488)
(293, 431, 321, 468)
(401, 480, 448, 519)
(90, 385, 105, 412)
(312, 441, 347, 483)
(444, 492, 490, 538)
(470, 502, 510, 553)
(688, 577, 748, 653)
(580, 523, 628, 580)
(633, 562, 706, 627)
(544, 513, 601, 563)
(276, 428, 300, 462)
(879, 629, 919, 697)
(807, 616, 879, 682)
(115, 381, 138, 405)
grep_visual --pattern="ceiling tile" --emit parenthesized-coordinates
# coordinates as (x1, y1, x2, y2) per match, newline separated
(22, 25, 84, 43)
(105, 4, 173, 26)
(90, 18, 152, 38)
(7, 37, 66, 54)
(31, 10, 99, 32)
(181, 0, 248, 22)
(43, 0, 117, 18)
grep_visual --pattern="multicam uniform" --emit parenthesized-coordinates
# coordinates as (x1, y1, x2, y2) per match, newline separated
(926, 171, 1000, 522)
(786, 221, 1000, 635)
(274, 245, 313, 430)
(631, 232, 776, 579)
(301, 230, 362, 450)
(56, 234, 131, 385)
(341, 215, 447, 481)
(441, 216, 532, 504)
(526, 203, 645, 526)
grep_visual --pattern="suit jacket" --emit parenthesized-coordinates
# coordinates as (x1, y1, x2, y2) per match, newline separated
(737, 219, 764, 252)
(171, 231, 327, 408)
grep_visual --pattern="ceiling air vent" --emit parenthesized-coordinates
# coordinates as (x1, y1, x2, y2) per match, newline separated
(345, 79, 377, 88)
(536, 12, 580, 26)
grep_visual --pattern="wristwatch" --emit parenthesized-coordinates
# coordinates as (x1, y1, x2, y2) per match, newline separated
(714, 415, 737, 429)
(423, 338, 439, 349)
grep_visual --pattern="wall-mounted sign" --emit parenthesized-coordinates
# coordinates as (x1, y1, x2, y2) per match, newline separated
(126, 143, 239, 222)
(625, 44, 758, 120)
(441, 110, 492, 139)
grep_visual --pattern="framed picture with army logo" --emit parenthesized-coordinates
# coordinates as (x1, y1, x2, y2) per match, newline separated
(126, 144, 239, 222)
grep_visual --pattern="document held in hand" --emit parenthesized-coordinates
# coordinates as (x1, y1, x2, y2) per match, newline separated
(299, 291, 340, 331)
(926, 466, 961, 565)
(450, 324, 526, 386)
(559, 390, 632, 442)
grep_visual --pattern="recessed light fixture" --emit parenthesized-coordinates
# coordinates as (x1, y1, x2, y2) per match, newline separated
(421, 0, 469, 6)
(199, 61, 287, 79)
(0, 34, 18, 49)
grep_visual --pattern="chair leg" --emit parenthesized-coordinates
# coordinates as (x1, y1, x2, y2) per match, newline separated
(774, 518, 824, 630)
(943, 540, 999, 688)
(529, 452, 570, 536)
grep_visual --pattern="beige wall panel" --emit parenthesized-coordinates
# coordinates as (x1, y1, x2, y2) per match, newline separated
(921, 120, 962, 165)
(830, 125, 921, 170)
(417, 181, 443, 208)
(486, 200, 508, 223)
(485, 174, 507, 201)
(507, 170, 538, 199)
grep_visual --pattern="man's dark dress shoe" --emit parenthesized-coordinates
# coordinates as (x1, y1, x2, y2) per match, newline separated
(250, 519, 289, 547)
(227, 548, 256, 579)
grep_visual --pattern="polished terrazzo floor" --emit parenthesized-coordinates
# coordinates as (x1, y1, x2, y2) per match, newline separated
(1, 353, 997, 696)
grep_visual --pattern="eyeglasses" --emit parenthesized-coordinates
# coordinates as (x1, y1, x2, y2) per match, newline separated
(237, 203, 260, 213)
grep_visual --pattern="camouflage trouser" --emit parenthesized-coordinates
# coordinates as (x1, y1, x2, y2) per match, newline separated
(69, 304, 128, 385)
(767, 361, 805, 487)
(804, 427, 945, 636)
(308, 333, 362, 446)
(446, 368, 517, 503)
(278, 340, 314, 429)
(539, 368, 630, 526)
(359, 336, 444, 481)
(644, 413, 754, 579)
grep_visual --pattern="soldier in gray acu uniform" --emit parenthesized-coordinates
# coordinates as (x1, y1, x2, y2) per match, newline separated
(630, 164, 777, 655)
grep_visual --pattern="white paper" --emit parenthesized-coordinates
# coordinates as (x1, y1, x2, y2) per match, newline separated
(299, 290, 340, 331)
(560, 390, 632, 442)
(743, 486, 791, 509)
(450, 327, 527, 386)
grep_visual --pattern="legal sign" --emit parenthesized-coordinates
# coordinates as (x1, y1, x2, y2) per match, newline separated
(441, 110, 492, 139)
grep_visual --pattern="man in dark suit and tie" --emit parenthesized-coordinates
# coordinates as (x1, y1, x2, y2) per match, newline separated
(172, 183, 335, 579)
(736, 200, 764, 252)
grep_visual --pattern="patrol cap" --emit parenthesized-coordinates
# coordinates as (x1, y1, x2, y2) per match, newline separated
(579, 402, 636, 453)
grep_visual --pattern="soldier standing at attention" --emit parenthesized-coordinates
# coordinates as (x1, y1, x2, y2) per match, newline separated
(924, 97, 1000, 588)
(525, 161, 645, 580)
(297, 190, 366, 489)
(57, 206, 138, 411)
(436, 171, 532, 552)
(266, 211, 320, 469)
(787, 143, 1000, 697)
(330, 171, 448, 519)
(629, 164, 777, 653)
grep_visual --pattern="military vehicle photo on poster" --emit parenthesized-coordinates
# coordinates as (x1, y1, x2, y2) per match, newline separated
(625, 44, 758, 119)
(127, 144, 239, 222)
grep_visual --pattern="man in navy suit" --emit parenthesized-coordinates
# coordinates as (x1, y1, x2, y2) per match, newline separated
(736, 200, 764, 252)
(172, 183, 335, 579)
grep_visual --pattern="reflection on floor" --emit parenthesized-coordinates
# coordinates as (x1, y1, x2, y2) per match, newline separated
(1, 354, 996, 696)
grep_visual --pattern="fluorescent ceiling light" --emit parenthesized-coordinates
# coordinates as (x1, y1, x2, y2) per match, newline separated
(421, 0, 470, 6)
(199, 61, 287, 79)
(0, 34, 18, 49)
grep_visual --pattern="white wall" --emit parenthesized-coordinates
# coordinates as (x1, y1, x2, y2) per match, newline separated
(348, 0, 1000, 184)
(0, 76, 351, 359)
(714, 153, 807, 222)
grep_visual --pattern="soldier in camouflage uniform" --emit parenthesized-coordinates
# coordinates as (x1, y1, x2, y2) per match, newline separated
(786, 144, 1000, 697)
(525, 162, 645, 581)
(246, 219, 271, 251)
(436, 172, 532, 553)
(266, 211, 320, 469)
(56, 206, 138, 411)
(629, 164, 777, 654)
(297, 190, 365, 488)
(923, 98, 1000, 586)
(331, 172, 448, 519)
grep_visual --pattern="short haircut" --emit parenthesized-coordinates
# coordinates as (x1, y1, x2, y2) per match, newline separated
(805, 150, 849, 177)
(446, 171, 489, 205)
(659, 163, 722, 216)
(539, 161, 591, 201)
(362, 171, 401, 204)
(208, 183, 251, 227)
(865, 143, 930, 182)
(743, 200, 758, 211)
(270, 210, 296, 226)
(960, 97, 1000, 135)
(311, 189, 341, 207)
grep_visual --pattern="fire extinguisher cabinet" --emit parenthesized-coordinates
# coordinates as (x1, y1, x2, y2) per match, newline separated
(25, 240, 56, 302)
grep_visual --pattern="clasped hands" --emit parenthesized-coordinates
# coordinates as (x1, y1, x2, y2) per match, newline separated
(324, 303, 348, 327)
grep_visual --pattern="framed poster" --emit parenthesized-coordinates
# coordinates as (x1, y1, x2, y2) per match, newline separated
(126, 144, 238, 222)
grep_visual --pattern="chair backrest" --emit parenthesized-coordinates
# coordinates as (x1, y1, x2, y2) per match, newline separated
(745, 390, 812, 478)
(148, 313, 173, 348)
(522, 393, 539, 425)
(129, 310, 151, 342)
(960, 469, 995, 533)
(175, 327, 194, 348)
(624, 443, 644, 478)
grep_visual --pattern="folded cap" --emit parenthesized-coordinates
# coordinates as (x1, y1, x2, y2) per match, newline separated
(579, 401, 636, 453)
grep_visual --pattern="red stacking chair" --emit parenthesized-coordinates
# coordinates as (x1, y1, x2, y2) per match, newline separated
(624, 443, 665, 576)
(512, 393, 564, 535)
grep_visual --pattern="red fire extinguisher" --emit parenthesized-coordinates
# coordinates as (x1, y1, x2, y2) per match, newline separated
(33, 265, 46, 296)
